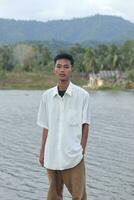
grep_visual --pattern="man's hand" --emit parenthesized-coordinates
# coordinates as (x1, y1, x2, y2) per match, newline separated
(39, 128, 48, 167)
(39, 148, 44, 167)
(81, 123, 89, 155)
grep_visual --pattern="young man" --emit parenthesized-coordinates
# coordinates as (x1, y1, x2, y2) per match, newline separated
(37, 53, 90, 200)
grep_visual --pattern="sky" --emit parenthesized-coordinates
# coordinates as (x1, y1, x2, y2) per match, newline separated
(0, 0, 134, 23)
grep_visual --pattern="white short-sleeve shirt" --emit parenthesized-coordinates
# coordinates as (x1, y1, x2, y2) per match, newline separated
(37, 81, 90, 170)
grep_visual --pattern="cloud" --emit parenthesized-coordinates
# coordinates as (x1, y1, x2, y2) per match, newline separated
(0, 0, 8, 5)
(0, 0, 134, 22)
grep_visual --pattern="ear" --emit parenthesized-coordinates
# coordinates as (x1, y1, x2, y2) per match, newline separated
(54, 67, 58, 77)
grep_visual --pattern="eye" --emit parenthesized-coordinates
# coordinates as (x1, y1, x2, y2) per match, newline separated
(56, 65, 61, 68)
(64, 65, 70, 69)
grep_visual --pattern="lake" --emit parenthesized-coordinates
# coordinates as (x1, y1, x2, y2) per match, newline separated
(0, 90, 134, 200)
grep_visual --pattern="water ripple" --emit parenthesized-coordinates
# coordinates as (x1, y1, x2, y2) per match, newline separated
(0, 90, 134, 200)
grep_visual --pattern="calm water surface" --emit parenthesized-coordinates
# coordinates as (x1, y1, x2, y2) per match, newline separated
(0, 90, 134, 200)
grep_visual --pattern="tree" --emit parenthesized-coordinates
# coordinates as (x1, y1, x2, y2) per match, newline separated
(69, 44, 85, 72)
(83, 48, 97, 73)
(0, 45, 14, 71)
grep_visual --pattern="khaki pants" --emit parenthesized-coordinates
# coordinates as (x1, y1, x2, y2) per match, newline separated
(47, 159, 87, 200)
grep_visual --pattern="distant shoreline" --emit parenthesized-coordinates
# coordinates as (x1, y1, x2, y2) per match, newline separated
(0, 71, 134, 90)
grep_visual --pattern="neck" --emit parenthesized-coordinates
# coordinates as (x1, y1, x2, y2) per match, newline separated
(58, 80, 70, 91)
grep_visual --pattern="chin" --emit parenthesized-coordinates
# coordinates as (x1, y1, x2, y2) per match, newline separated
(60, 79, 67, 82)
(59, 77, 68, 81)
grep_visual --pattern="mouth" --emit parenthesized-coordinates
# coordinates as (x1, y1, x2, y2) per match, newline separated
(59, 74, 66, 77)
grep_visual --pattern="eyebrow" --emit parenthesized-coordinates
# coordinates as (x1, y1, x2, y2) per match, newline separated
(56, 64, 71, 66)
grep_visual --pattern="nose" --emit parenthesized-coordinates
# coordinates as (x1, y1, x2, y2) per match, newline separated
(60, 67, 64, 72)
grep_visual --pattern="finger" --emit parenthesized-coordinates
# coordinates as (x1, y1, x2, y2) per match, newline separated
(39, 159, 44, 166)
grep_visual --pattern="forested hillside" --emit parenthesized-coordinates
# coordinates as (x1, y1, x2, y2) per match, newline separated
(0, 41, 134, 75)
(0, 14, 134, 45)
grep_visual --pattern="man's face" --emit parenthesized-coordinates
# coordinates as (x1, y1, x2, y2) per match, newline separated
(54, 58, 72, 81)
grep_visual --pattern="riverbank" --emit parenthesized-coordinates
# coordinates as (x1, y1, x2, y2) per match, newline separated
(0, 71, 134, 90)
(0, 71, 88, 90)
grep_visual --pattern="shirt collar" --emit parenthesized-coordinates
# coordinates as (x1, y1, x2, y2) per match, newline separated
(53, 81, 73, 97)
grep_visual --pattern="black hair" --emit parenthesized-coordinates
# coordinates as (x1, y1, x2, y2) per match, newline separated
(54, 53, 74, 66)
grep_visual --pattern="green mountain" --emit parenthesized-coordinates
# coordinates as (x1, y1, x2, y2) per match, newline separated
(0, 14, 134, 45)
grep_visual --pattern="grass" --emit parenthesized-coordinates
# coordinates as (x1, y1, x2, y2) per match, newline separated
(0, 71, 88, 90)
(97, 85, 126, 91)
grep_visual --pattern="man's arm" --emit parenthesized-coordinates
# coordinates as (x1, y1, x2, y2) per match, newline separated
(81, 123, 89, 155)
(39, 128, 48, 167)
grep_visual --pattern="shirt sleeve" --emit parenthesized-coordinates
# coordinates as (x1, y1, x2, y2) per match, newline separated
(82, 93, 90, 125)
(37, 94, 48, 129)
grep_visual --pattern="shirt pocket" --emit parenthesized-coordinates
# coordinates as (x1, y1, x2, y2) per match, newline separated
(67, 109, 79, 126)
